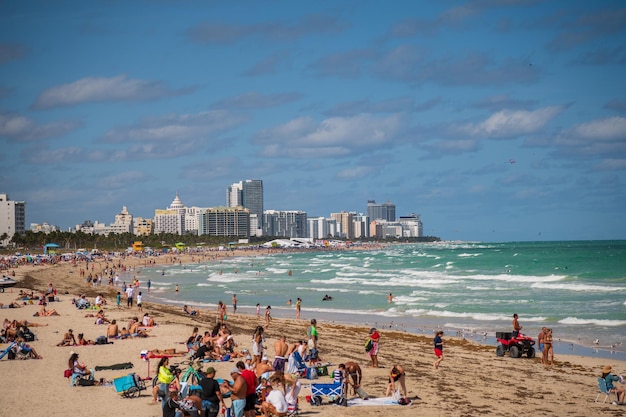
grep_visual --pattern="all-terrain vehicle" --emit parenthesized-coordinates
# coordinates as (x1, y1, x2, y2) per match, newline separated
(495, 332, 536, 358)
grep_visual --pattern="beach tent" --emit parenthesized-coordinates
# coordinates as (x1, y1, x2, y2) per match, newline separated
(43, 243, 60, 255)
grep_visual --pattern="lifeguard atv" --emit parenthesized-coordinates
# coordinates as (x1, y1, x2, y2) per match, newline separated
(495, 332, 536, 358)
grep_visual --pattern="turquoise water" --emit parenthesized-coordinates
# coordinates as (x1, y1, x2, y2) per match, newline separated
(136, 241, 626, 358)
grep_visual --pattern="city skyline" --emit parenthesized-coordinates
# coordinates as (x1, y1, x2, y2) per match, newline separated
(1, 2, 625, 242)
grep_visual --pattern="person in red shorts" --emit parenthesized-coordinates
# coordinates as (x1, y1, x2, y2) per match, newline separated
(433, 331, 444, 369)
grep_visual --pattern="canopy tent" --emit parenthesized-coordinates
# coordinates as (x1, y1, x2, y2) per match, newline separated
(43, 243, 60, 254)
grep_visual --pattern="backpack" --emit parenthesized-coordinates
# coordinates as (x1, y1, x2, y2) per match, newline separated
(95, 335, 108, 345)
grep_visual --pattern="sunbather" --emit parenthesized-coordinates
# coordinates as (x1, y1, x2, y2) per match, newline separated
(129, 320, 149, 337)
(34, 303, 60, 317)
(183, 305, 199, 316)
(57, 329, 76, 346)
(107, 320, 119, 339)
(77, 333, 95, 345)
(16, 337, 43, 359)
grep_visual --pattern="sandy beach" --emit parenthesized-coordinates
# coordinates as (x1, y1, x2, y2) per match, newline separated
(1, 251, 624, 417)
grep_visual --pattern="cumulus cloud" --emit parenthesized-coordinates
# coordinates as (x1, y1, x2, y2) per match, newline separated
(254, 114, 405, 158)
(187, 14, 343, 44)
(456, 106, 565, 139)
(33, 75, 193, 109)
(21, 145, 87, 164)
(0, 113, 79, 141)
(525, 116, 626, 164)
(96, 171, 152, 189)
(548, 6, 626, 51)
(210, 92, 303, 110)
(101, 110, 247, 143)
(336, 166, 376, 180)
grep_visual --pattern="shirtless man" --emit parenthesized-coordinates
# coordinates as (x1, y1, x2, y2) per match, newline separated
(344, 361, 362, 396)
(255, 356, 273, 379)
(512, 313, 522, 337)
(107, 319, 119, 339)
(273, 335, 288, 373)
(129, 320, 148, 337)
(222, 368, 247, 417)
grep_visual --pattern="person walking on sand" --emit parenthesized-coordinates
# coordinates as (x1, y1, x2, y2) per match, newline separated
(232, 294, 238, 314)
(295, 298, 301, 320)
(264, 306, 272, 327)
(367, 327, 380, 368)
(433, 331, 444, 369)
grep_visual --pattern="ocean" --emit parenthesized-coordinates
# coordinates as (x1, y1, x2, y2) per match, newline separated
(134, 240, 626, 360)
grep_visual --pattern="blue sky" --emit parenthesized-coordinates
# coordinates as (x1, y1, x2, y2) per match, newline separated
(1, 1, 625, 242)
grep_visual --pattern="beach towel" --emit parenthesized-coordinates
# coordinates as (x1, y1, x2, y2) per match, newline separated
(347, 396, 411, 406)
(95, 362, 134, 371)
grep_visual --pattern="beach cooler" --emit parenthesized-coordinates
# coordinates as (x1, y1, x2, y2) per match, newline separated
(315, 365, 328, 376)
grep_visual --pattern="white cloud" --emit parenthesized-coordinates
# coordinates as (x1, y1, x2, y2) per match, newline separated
(336, 166, 375, 180)
(569, 116, 626, 140)
(255, 114, 405, 158)
(0, 113, 78, 141)
(101, 110, 247, 143)
(458, 106, 564, 139)
(33, 75, 190, 108)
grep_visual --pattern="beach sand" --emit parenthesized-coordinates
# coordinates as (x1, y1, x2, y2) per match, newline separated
(1, 252, 624, 417)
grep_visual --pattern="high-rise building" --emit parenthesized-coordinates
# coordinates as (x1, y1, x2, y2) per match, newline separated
(227, 179, 263, 234)
(352, 214, 370, 239)
(263, 210, 307, 238)
(330, 211, 354, 239)
(154, 193, 186, 235)
(366, 200, 396, 222)
(307, 217, 339, 239)
(0, 193, 25, 246)
(398, 213, 423, 237)
(109, 206, 134, 234)
(197, 206, 250, 237)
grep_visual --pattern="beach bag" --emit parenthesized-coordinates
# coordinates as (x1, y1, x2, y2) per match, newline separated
(365, 339, 373, 353)
(95, 335, 108, 345)
(77, 378, 96, 386)
(63, 369, 72, 378)
(7, 349, 15, 360)
(306, 367, 318, 380)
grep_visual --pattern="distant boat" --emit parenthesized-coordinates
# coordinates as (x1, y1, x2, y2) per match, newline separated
(0, 276, 17, 292)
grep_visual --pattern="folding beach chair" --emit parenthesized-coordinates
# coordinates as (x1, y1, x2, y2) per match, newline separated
(0, 342, 17, 360)
(595, 377, 617, 404)
(287, 351, 308, 377)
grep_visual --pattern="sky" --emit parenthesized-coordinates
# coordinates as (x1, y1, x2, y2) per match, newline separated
(1, 1, 625, 242)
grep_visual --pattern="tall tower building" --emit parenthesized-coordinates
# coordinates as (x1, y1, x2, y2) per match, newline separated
(330, 211, 355, 239)
(227, 179, 263, 232)
(0, 193, 26, 246)
(367, 200, 396, 222)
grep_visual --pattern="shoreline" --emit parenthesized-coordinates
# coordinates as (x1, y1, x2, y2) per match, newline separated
(2, 252, 626, 416)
